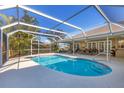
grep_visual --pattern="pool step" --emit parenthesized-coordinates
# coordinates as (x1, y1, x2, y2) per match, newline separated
(90, 65, 107, 74)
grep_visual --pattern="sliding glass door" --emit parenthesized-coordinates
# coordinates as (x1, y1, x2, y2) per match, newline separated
(87, 40, 112, 53)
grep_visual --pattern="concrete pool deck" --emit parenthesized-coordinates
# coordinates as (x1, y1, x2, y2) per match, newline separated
(0, 53, 124, 88)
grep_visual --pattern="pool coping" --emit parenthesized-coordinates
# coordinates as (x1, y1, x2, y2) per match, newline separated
(0, 53, 124, 87)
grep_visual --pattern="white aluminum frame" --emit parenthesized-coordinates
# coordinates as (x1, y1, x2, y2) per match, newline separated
(1, 22, 18, 30)
(0, 5, 85, 38)
(3, 22, 61, 61)
(112, 22, 124, 29)
(1, 21, 69, 37)
(7, 30, 62, 39)
(1, 5, 124, 64)
(0, 28, 3, 65)
(94, 5, 113, 34)
(30, 36, 40, 55)
(19, 22, 68, 34)
(0, 21, 67, 41)
(31, 36, 53, 55)
(19, 22, 72, 39)
(0, 5, 15, 10)
(1, 5, 124, 37)
(7, 31, 56, 56)
(19, 5, 86, 37)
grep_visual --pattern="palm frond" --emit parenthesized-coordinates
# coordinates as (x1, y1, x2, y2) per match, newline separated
(0, 14, 11, 25)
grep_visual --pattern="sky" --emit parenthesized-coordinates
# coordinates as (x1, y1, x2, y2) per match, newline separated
(1, 5, 124, 42)
(26, 5, 107, 35)
(35, 36, 51, 44)
(100, 6, 124, 23)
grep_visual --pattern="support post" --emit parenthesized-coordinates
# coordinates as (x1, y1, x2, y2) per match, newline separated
(57, 42, 59, 53)
(17, 37, 20, 69)
(0, 28, 3, 66)
(6, 34, 9, 61)
(17, 5, 20, 69)
(31, 39, 32, 55)
(106, 36, 109, 62)
(50, 42, 52, 53)
(73, 40, 75, 55)
(38, 39, 39, 55)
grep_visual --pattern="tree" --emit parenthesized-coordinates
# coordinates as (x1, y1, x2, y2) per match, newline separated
(9, 10, 39, 57)
(21, 10, 39, 25)
(0, 14, 11, 25)
(0, 10, 39, 57)
(0, 20, 3, 26)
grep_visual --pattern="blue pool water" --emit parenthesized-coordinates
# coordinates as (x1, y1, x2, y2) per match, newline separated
(32, 55, 112, 76)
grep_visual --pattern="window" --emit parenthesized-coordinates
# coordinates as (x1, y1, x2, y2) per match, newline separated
(87, 40, 112, 52)
(87, 42, 97, 49)
(75, 43, 80, 49)
(92, 42, 97, 49)
(118, 39, 124, 49)
(87, 43, 92, 49)
(98, 41, 105, 52)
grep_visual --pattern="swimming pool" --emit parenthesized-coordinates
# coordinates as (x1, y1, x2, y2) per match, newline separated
(32, 55, 112, 76)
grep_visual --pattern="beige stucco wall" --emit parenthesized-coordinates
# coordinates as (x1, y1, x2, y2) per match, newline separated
(110, 38, 124, 57)
(75, 41, 87, 50)
(116, 49, 124, 57)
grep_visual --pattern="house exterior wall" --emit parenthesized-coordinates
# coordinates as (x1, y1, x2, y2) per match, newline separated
(116, 49, 124, 57)
(113, 38, 124, 57)
(74, 37, 124, 57)
(74, 41, 87, 50)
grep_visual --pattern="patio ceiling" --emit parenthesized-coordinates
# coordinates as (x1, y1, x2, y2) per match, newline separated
(0, 5, 124, 42)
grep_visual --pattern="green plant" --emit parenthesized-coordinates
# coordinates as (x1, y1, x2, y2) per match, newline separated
(0, 10, 39, 57)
